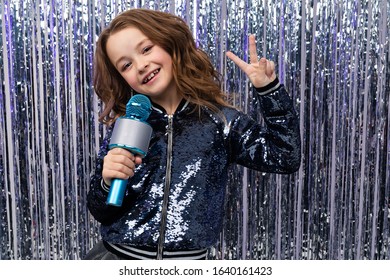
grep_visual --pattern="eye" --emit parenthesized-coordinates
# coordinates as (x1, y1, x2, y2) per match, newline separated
(142, 45, 153, 54)
(121, 62, 132, 71)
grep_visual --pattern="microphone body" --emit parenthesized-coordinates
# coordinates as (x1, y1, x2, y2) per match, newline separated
(106, 95, 152, 207)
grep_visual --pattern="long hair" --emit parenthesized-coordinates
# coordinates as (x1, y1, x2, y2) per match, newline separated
(94, 8, 230, 125)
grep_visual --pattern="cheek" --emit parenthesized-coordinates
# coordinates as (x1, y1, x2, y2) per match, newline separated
(123, 73, 139, 89)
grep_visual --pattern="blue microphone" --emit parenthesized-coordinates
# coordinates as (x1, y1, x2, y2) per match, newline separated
(106, 94, 153, 207)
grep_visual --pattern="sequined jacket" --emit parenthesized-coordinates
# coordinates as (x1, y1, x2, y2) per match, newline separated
(87, 80, 301, 254)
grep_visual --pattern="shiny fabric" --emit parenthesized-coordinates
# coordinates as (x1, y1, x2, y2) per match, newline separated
(87, 84, 301, 252)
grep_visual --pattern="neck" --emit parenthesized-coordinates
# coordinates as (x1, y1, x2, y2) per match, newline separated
(152, 94, 182, 115)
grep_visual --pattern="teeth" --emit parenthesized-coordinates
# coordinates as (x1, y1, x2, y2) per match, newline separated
(143, 69, 159, 83)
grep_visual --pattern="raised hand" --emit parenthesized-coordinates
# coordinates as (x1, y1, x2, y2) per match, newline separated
(226, 34, 276, 88)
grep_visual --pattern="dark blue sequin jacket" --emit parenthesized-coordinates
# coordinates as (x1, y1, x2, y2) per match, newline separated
(87, 80, 301, 254)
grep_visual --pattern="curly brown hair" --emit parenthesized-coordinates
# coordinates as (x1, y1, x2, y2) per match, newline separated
(93, 8, 231, 125)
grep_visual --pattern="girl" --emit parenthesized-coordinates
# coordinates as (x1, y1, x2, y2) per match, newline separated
(86, 8, 301, 260)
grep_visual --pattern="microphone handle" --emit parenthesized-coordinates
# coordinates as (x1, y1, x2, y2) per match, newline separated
(106, 178, 128, 207)
(105, 118, 152, 207)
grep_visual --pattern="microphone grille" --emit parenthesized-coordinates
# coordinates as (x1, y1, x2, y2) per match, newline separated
(125, 94, 152, 122)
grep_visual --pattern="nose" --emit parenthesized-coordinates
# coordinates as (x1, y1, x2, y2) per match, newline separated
(137, 58, 149, 73)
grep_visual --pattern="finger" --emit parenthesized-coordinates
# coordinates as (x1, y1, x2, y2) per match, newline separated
(105, 154, 135, 170)
(226, 51, 248, 71)
(109, 148, 135, 161)
(268, 61, 277, 80)
(266, 60, 275, 77)
(248, 34, 258, 65)
(104, 151, 135, 175)
(103, 160, 135, 180)
(134, 155, 143, 165)
(102, 166, 134, 183)
(258, 57, 267, 73)
(111, 161, 135, 175)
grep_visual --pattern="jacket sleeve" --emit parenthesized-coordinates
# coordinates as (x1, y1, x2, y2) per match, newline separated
(227, 79, 301, 174)
(86, 125, 138, 224)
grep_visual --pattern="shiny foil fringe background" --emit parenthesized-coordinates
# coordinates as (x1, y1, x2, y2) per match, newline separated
(0, 0, 389, 260)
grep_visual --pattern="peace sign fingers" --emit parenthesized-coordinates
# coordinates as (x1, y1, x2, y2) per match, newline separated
(226, 34, 277, 88)
(248, 34, 259, 65)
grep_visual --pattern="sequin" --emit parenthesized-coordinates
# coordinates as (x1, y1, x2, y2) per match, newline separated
(87, 86, 301, 253)
(1, 0, 389, 261)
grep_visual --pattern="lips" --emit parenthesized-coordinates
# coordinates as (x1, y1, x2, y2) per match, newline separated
(142, 69, 160, 84)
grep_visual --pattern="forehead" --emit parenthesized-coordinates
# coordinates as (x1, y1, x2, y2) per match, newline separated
(107, 26, 147, 48)
(106, 27, 148, 59)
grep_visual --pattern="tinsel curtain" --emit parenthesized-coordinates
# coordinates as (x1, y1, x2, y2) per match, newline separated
(0, 0, 389, 260)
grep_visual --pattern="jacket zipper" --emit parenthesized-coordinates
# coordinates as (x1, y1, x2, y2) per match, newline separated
(157, 114, 173, 259)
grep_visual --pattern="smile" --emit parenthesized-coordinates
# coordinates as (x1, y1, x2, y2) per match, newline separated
(142, 69, 160, 84)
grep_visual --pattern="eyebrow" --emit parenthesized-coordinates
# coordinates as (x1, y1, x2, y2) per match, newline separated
(114, 38, 150, 69)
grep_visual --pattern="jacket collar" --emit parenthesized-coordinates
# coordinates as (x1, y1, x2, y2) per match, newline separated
(151, 98, 191, 115)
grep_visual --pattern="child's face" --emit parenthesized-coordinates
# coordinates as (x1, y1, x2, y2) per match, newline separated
(106, 27, 176, 102)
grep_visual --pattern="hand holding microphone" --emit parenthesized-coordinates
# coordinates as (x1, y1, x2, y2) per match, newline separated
(105, 94, 153, 207)
(102, 148, 141, 184)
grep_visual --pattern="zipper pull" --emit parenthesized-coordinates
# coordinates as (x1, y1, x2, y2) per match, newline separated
(166, 115, 173, 133)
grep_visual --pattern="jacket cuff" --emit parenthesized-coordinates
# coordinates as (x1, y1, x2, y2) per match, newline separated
(101, 179, 110, 192)
(255, 78, 281, 95)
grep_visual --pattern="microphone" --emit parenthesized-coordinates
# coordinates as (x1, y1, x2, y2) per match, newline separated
(106, 94, 153, 207)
